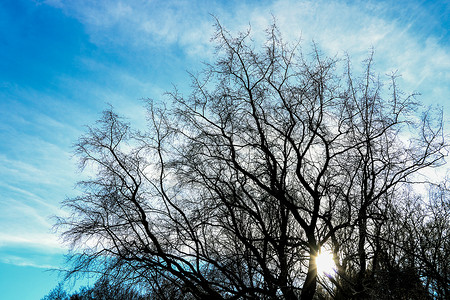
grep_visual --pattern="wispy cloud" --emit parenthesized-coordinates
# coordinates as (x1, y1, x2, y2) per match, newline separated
(43, 0, 216, 56)
(0, 233, 62, 252)
(43, 0, 449, 109)
(0, 230, 65, 269)
(1, 255, 57, 269)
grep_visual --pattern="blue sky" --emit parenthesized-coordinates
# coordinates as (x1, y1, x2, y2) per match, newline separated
(0, 0, 449, 299)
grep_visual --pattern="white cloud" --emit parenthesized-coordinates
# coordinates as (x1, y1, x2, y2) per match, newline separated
(0, 193, 68, 252)
(41, 0, 449, 114)
(1, 186, 65, 219)
(45, 0, 215, 56)
(0, 233, 62, 251)
(1, 255, 57, 269)
(44, 0, 449, 82)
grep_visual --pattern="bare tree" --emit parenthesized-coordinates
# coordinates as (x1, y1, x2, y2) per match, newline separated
(57, 22, 447, 300)
(403, 181, 450, 300)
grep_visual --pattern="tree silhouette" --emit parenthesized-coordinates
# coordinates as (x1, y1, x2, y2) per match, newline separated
(41, 277, 150, 300)
(42, 283, 68, 300)
(56, 22, 447, 300)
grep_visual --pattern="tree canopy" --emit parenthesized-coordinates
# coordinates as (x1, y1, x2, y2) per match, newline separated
(54, 22, 449, 300)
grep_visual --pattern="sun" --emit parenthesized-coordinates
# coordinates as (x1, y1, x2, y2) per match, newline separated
(315, 248, 336, 276)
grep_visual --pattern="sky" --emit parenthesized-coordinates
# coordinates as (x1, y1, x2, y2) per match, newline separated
(0, 0, 449, 299)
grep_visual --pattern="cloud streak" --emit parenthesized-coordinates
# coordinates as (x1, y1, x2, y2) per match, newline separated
(43, 0, 449, 110)
(1, 255, 57, 269)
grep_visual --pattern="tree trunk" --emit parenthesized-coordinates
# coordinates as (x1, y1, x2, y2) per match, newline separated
(301, 253, 317, 300)
(356, 205, 368, 298)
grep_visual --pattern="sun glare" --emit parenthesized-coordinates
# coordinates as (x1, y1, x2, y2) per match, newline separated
(315, 249, 336, 276)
